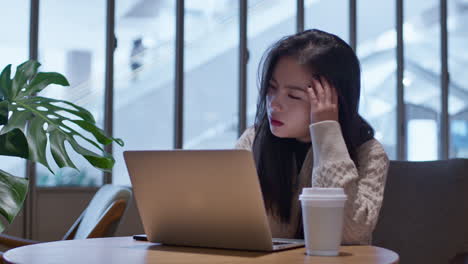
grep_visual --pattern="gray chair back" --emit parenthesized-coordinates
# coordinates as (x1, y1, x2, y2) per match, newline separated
(372, 159, 468, 264)
(72, 184, 132, 240)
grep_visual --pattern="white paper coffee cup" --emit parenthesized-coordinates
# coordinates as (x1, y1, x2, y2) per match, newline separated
(299, 187, 347, 256)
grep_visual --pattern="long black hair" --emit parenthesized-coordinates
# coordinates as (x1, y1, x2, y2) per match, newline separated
(252, 29, 375, 235)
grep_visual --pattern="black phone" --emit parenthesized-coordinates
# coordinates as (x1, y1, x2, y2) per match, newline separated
(132, 234, 148, 241)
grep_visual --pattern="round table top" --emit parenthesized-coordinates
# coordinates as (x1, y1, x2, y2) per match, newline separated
(4, 236, 399, 264)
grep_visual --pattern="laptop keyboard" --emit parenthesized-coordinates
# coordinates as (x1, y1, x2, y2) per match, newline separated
(273, 241, 289, 245)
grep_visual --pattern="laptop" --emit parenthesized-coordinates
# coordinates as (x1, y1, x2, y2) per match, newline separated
(123, 149, 305, 252)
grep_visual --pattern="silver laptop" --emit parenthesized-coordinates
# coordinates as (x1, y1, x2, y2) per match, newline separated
(124, 149, 305, 252)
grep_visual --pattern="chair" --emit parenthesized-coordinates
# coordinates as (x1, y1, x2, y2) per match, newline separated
(0, 184, 132, 250)
(372, 159, 468, 264)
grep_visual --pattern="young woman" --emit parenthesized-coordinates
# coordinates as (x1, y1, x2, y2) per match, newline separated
(235, 29, 389, 245)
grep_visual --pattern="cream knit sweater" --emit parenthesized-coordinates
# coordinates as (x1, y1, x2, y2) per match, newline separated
(235, 120, 390, 245)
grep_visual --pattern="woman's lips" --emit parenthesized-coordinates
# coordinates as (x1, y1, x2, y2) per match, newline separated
(270, 119, 284, 127)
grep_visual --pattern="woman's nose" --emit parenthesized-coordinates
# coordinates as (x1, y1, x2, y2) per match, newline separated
(270, 95, 283, 112)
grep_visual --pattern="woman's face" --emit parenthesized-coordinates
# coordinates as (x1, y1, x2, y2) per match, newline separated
(266, 56, 314, 142)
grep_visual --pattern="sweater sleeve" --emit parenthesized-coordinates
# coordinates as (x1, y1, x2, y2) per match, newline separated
(309, 120, 389, 245)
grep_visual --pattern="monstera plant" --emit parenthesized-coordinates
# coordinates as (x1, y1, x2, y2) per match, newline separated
(0, 60, 123, 232)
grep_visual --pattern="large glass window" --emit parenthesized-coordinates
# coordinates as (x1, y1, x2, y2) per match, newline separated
(37, 0, 106, 186)
(404, 0, 441, 161)
(357, 0, 397, 159)
(304, 0, 348, 43)
(113, 0, 176, 185)
(0, 0, 29, 179)
(14, 1, 467, 189)
(0, 1, 29, 67)
(183, 0, 239, 149)
(247, 0, 296, 127)
(448, 0, 468, 158)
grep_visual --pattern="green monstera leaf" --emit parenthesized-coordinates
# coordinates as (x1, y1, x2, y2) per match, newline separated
(0, 60, 123, 232)
(0, 170, 28, 232)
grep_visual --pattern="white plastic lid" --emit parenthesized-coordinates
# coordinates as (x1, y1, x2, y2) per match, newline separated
(299, 187, 347, 201)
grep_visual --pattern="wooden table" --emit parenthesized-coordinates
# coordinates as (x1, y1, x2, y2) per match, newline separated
(3, 236, 399, 264)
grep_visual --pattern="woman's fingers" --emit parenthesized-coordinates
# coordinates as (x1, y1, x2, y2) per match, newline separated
(312, 77, 324, 102)
(308, 75, 340, 124)
(309, 75, 338, 105)
(307, 84, 318, 104)
(320, 76, 332, 104)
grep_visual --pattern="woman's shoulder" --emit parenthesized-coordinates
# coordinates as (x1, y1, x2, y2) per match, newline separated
(234, 126, 256, 151)
(356, 138, 390, 163)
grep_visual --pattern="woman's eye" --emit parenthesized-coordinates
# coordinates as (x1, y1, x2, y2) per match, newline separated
(267, 85, 277, 93)
(288, 95, 301, 100)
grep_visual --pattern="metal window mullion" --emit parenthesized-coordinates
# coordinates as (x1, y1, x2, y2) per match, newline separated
(25, 0, 39, 240)
(296, 0, 304, 33)
(349, 0, 356, 51)
(29, 0, 39, 61)
(174, 0, 184, 149)
(103, 0, 115, 184)
(440, 0, 449, 159)
(238, 0, 247, 136)
(396, 0, 406, 160)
